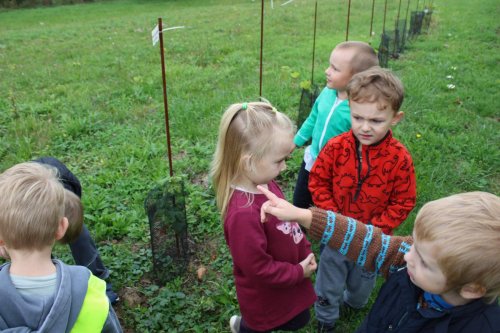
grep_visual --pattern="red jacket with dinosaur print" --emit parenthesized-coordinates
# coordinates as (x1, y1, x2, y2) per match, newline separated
(309, 130, 416, 235)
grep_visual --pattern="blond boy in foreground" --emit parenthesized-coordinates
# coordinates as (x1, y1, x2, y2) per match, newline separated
(0, 162, 122, 332)
(258, 185, 500, 333)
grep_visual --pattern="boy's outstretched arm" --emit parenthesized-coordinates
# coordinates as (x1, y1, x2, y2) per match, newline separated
(258, 185, 312, 227)
(258, 185, 412, 278)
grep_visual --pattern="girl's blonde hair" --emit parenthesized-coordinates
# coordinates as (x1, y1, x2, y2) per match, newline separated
(210, 101, 294, 219)
(414, 192, 500, 303)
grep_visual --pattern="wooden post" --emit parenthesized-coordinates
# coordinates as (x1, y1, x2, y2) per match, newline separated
(158, 18, 173, 177)
(259, 0, 264, 97)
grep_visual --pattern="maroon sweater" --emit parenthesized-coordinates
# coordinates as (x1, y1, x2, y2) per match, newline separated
(309, 130, 416, 234)
(224, 181, 316, 331)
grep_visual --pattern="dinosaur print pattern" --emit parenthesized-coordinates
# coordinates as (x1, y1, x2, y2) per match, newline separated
(309, 130, 416, 235)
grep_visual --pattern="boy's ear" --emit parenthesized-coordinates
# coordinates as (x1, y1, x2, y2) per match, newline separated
(391, 111, 404, 125)
(459, 283, 487, 300)
(55, 217, 69, 241)
(0, 242, 9, 260)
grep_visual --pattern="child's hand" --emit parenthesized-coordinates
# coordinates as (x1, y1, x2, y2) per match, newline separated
(299, 253, 317, 278)
(0, 246, 9, 260)
(257, 185, 312, 228)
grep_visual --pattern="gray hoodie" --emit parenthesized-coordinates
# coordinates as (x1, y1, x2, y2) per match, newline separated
(0, 259, 122, 333)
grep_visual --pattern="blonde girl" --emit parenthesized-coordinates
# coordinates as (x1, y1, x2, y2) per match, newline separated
(211, 101, 317, 333)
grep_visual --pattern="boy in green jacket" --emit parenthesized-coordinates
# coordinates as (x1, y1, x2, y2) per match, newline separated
(293, 41, 378, 210)
(0, 162, 122, 332)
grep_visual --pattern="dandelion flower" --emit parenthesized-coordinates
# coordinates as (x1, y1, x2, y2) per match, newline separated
(416, 133, 422, 138)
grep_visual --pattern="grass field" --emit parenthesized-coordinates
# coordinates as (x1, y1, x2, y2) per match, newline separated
(0, 0, 499, 331)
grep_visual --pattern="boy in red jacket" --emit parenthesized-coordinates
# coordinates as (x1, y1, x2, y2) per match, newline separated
(308, 67, 417, 332)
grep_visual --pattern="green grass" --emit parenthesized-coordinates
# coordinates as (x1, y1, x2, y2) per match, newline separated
(0, 0, 499, 331)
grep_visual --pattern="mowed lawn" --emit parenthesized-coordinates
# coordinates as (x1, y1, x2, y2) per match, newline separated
(0, 0, 498, 331)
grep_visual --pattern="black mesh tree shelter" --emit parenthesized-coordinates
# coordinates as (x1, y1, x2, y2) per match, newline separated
(409, 9, 431, 37)
(378, 0, 409, 67)
(298, 85, 320, 129)
(377, 21, 407, 68)
(409, 10, 424, 37)
(421, 8, 433, 32)
(391, 0, 408, 56)
(147, 18, 189, 284)
(378, 32, 391, 68)
(398, 0, 412, 53)
(395, 19, 408, 53)
(145, 178, 189, 284)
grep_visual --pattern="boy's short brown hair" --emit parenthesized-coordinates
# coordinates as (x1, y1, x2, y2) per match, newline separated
(335, 41, 379, 74)
(346, 66, 404, 113)
(414, 192, 500, 303)
(0, 162, 64, 250)
(59, 189, 83, 244)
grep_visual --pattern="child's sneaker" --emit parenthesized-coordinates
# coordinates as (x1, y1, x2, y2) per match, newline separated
(106, 282, 120, 305)
(229, 315, 241, 333)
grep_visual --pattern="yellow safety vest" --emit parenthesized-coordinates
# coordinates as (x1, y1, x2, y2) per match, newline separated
(71, 274, 109, 332)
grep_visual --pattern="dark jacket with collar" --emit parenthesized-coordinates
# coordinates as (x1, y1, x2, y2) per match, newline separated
(357, 268, 500, 333)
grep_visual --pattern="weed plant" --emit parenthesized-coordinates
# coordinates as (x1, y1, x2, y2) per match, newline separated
(0, 0, 498, 331)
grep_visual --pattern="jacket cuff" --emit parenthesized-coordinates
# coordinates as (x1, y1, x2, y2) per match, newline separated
(309, 207, 329, 242)
(294, 133, 307, 147)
